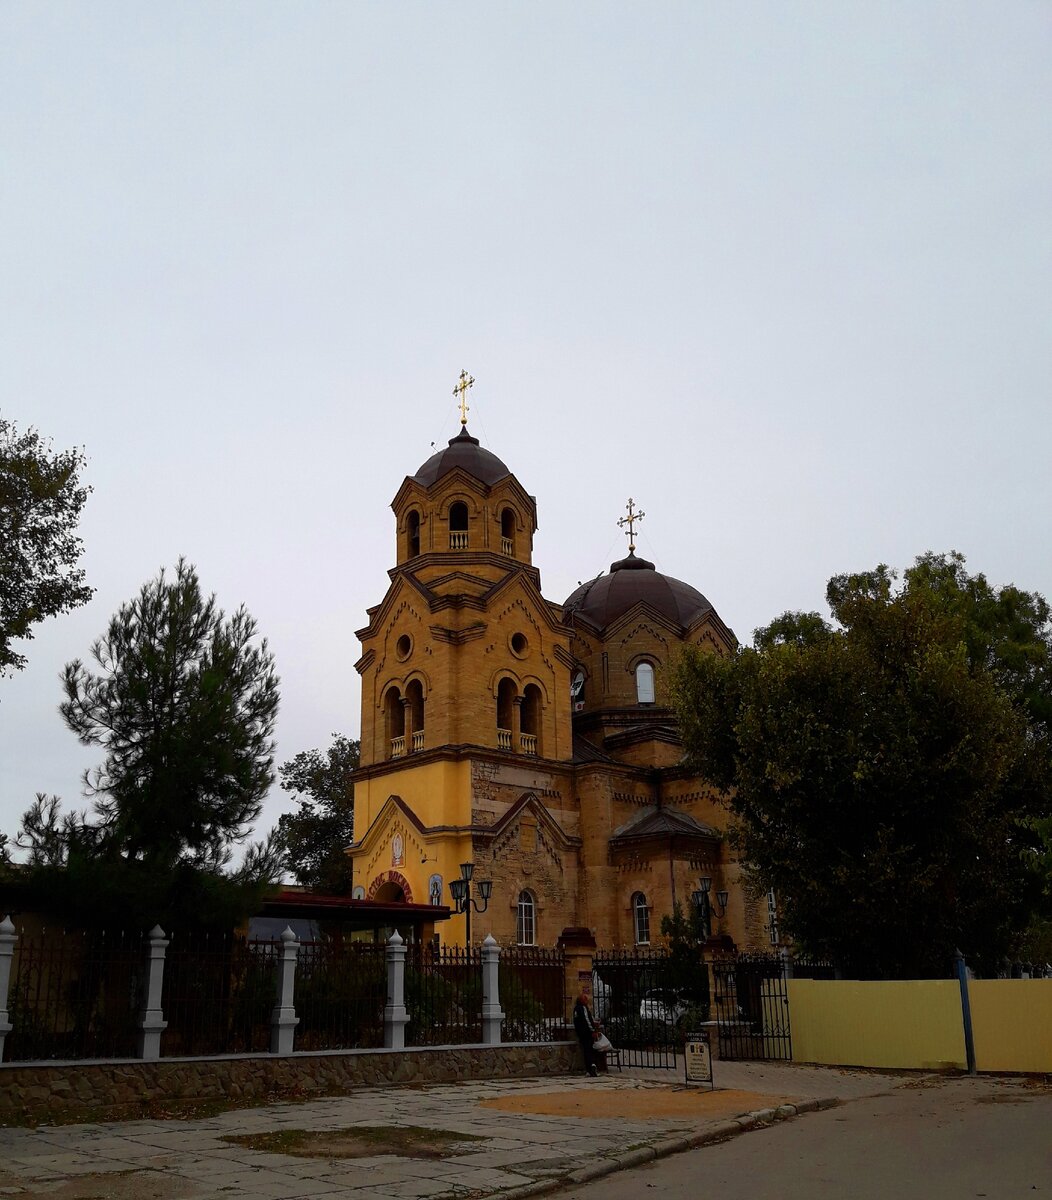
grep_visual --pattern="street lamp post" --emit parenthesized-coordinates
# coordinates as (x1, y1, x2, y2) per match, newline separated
(691, 877, 729, 940)
(449, 861, 493, 946)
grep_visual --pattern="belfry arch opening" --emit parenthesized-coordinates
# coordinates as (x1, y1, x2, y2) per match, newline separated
(406, 678, 425, 751)
(449, 501, 469, 549)
(521, 683, 542, 756)
(496, 678, 516, 750)
(384, 687, 405, 758)
(500, 507, 516, 556)
(407, 510, 421, 557)
(373, 881, 406, 904)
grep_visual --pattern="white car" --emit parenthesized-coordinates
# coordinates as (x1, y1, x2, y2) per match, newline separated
(639, 990, 687, 1026)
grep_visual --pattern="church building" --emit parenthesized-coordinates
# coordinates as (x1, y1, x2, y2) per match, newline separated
(347, 380, 774, 950)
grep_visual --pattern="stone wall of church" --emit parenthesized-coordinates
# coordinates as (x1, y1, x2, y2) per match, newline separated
(575, 766, 662, 946)
(468, 759, 579, 947)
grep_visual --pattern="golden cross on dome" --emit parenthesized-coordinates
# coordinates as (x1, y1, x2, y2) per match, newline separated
(617, 497, 645, 553)
(453, 370, 475, 426)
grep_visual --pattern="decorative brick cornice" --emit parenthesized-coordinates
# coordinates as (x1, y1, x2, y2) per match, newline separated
(428, 622, 487, 645)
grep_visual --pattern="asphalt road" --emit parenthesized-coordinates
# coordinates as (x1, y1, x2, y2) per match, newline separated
(558, 1075, 1052, 1200)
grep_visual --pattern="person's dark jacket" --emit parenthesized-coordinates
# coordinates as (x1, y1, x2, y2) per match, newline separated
(573, 999, 596, 1041)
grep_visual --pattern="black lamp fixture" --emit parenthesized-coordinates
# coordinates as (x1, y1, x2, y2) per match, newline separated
(691, 876, 729, 936)
(449, 861, 492, 945)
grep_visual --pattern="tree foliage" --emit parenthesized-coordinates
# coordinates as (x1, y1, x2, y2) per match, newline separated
(6, 792, 284, 930)
(276, 734, 359, 892)
(0, 418, 93, 674)
(2, 561, 283, 929)
(658, 901, 711, 1020)
(668, 552, 1052, 979)
(60, 558, 279, 870)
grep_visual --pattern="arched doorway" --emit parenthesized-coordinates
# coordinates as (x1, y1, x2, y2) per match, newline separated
(367, 870, 414, 903)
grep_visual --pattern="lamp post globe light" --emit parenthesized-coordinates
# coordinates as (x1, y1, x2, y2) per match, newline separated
(449, 861, 493, 945)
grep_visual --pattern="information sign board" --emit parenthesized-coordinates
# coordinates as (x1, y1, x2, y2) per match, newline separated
(684, 1031, 713, 1087)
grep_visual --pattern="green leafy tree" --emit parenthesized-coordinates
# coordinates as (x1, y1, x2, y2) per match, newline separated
(0, 418, 93, 674)
(658, 902, 710, 1024)
(668, 553, 1052, 979)
(276, 734, 359, 892)
(7, 794, 283, 930)
(61, 558, 279, 870)
(1, 561, 282, 928)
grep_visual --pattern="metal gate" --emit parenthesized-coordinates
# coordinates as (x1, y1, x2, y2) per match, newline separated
(591, 949, 680, 1069)
(712, 954, 791, 1060)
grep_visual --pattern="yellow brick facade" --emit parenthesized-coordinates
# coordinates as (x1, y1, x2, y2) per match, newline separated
(346, 424, 773, 951)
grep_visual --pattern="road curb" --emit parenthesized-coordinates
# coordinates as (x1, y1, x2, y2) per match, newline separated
(493, 1094, 841, 1200)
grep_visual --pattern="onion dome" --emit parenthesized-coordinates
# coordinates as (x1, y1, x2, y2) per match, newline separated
(412, 427, 512, 488)
(563, 551, 713, 631)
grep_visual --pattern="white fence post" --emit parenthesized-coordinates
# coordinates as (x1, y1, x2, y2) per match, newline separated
(481, 934, 504, 1045)
(0, 916, 16, 1059)
(384, 930, 409, 1050)
(137, 925, 169, 1061)
(270, 926, 300, 1054)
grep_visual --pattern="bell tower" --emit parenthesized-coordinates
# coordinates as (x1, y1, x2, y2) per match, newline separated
(348, 381, 575, 939)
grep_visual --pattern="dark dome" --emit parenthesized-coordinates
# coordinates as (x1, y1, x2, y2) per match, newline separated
(412, 427, 512, 488)
(563, 552, 712, 630)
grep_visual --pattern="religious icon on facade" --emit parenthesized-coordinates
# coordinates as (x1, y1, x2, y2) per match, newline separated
(391, 834, 404, 867)
(429, 873, 443, 906)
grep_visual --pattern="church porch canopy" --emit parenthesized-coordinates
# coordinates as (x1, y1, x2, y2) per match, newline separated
(608, 805, 722, 861)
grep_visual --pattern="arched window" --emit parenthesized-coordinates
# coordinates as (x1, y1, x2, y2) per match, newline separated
(521, 683, 542, 756)
(516, 890, 536, 946)
(407, 510, 421, 558)
(632, 892, 650, 945)
(384, 688, 405, 758)
(496, 678, 517, 750)
(449, 501, 469, 549)
(635, 661, 655, 704)
(500, 507, 515, 556)
(406, 679, 424, 752)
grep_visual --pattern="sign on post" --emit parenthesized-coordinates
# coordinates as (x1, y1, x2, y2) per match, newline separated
(684, 1030, 714, 1088)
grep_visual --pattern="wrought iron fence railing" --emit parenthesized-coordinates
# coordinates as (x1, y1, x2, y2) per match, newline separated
(711, 952, 792, 1061)
(6, 928, 142, 1062)
(294, 939, 387, 1050)
(405, 943, 482, 1046)
(161, 932, 279, 1057)
(499, 946, 567, 1041)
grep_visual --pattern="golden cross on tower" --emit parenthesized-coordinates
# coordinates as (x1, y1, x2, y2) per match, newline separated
(453, 370, 475, 426)
(617, 497, 646, 554)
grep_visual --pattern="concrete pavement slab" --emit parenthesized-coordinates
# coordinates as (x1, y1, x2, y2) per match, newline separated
(0, 1061, 917, 1200)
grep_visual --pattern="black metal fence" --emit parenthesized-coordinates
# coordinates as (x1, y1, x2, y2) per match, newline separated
(711, 953, 792, 1061)
(591, 948, 694, 1069)
(405, 943, 482, 1046)
(499, 946, 567, 1041)
(294, 939, 386, 1050)
(5, 928, 142, 1062)
(161, 932, 279, 1056)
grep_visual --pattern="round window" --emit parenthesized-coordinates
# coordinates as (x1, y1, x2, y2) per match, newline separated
(510, 632, 529, 657)
(396, 634, 413, 661)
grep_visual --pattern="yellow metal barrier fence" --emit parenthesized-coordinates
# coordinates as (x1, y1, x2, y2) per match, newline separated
(786, 979, 966, 1070)
(968, 980, 1052, 1074)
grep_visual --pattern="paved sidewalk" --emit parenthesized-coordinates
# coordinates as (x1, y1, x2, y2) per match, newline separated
(0, 1061, 917, 1200)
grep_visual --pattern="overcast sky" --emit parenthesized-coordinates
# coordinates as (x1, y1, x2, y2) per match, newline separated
(2, 2, 1050, 856)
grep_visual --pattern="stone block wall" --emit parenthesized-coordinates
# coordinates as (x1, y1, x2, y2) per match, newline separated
(0, 1042, 578, 1124)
